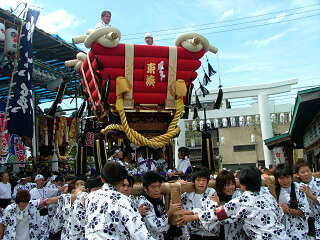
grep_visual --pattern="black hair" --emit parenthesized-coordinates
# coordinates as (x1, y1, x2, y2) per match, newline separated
(178, 147, 190, 157)
(274, 164, 293, 179)
(55, 176, 64, 182)
(274, 164, 298, 209)
(101, 162, 128, 185)
(215, 170, 236, 198)
(15, 190, 31, 203)
(239, 167, 261, 192)
(191, 167, 210, 182)
(294, 159, 311, 174)
(85, 177, 103, 189)
(76, 176, 87, 182)
(127, 175, 134, 187)
(101, 10, 111, 18)
(142, 171, 163, 189)
(1, 172, 9, 178)
(65, 176, 77, 182)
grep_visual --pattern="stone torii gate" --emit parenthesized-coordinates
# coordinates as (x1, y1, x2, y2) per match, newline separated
(209, 79, 298, 168)
(180, 79, 298, 168)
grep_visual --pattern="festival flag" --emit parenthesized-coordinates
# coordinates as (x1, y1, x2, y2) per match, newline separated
(7, 8, 40, 138)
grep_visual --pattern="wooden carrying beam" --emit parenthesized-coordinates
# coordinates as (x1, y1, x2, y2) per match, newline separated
(132, 177, 267, 196)
(132, 172, 320, 196)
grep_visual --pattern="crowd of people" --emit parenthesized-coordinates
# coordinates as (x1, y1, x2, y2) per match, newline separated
(0, 145, 319, 240)
(0, 10, 318, 240)
(107, 145, 192, 180)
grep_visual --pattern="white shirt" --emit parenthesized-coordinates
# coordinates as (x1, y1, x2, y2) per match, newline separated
(85, 183, 155, 240)
(95, 22, 111, 29)
(29, 187, 58, 200)
(0, 182, 11, 199)
(176, 157, 192, 175)
(279, 187, 291, 204)
(182, 188, 219, 237)
(194, 190, 287, 240)
(16, 207, 30, 240)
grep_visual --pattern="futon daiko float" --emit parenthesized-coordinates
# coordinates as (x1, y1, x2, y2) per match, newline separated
(65, 27, 217, 148)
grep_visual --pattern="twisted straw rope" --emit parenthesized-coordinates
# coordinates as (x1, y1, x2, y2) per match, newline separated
(101, 100, 184, 148)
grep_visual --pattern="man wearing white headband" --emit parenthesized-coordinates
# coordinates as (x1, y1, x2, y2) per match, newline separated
(144, 33, 154, 45)
(29, 174, 64, 240)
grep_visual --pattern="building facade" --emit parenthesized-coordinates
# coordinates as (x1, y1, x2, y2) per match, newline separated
(184, 107, 291, 170)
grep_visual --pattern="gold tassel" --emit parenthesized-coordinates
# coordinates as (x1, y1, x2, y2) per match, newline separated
(116, 76, 131, 96)
(115, 97, 124, 111)
(175, 79, 187, 98)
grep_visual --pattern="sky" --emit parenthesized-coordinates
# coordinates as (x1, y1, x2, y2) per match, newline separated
(1, 0, 320, 109)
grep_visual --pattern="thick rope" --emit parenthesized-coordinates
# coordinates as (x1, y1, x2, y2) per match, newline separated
(101, 99, 184, 148)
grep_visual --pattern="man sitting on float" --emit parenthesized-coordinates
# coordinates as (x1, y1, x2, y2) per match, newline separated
(168, 147, 192, 180)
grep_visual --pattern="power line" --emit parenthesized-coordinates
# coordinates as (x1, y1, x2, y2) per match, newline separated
(123, 7, 320, 41)
(122, 3, 320, 37)
(217, 84, 320, 106)
(154, 12, 320, 43)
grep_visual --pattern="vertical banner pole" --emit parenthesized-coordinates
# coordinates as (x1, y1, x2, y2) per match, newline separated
(32, 93, 37, 158)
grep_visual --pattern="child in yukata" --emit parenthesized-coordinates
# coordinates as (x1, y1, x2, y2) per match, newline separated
(295, 159, 320, 240)
(50, 179, 86, 240)
(215, 170, 245, 240)
(180, 167, 220, 240)
(274, 163, 311, 239)
(0, 190, 60, 240)
(176, 167, 287, 240)
(137, 171, 181, 240)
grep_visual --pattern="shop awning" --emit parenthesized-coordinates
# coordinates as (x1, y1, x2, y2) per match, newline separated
(264, 132, 291, 149)
(289, 86, 320, 148)
(0, 8, 82, 104)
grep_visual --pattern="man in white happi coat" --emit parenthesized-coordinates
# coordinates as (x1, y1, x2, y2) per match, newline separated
(29, 174, 61, 240)
(85, 162, 156, 240)
(12, 177, 35, 198)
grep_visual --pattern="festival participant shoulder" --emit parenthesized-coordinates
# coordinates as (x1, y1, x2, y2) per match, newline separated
(85, 183, 156, 240)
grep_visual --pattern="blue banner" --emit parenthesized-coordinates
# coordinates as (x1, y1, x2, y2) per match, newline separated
(7, 9, 40, 138)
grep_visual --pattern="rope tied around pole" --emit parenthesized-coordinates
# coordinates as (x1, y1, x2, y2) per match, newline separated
(101, 76, 187, 148)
